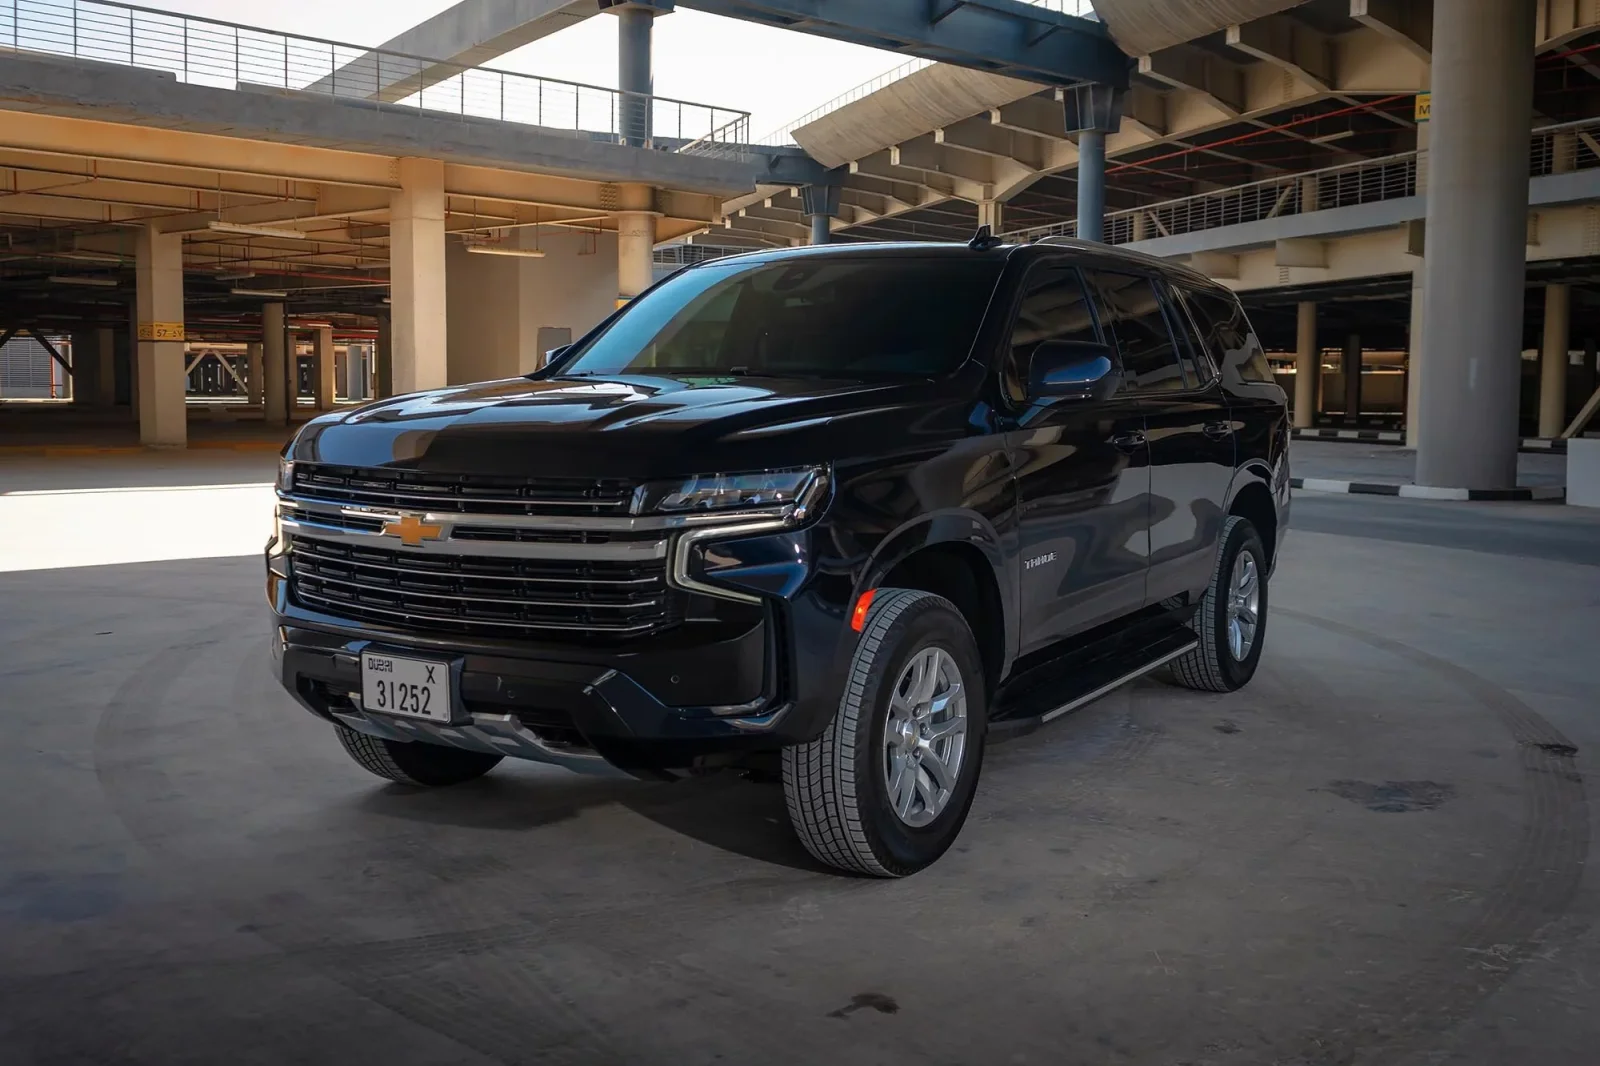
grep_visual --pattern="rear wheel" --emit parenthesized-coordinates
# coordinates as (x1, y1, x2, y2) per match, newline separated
(335, 725, 502, 787)
(1166, 515, 1268, 693)
(782, 588, 987, 877)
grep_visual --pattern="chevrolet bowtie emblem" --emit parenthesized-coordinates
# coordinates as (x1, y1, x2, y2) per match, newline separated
(381, 514, 446, 546)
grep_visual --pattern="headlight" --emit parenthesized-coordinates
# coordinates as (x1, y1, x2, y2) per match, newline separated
(644, 467, 826, 516)
(276, 457, 295, 494)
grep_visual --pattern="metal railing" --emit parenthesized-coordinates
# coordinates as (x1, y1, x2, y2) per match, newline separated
(0, 0, 750, 154)
(755, 0, 1100, 147)
(653, 243, 749, 267)
(1004, 115, 1600, 247)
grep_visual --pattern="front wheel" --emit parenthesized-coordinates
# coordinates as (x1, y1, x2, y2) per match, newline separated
(782, 588, 988, 877)
(1165, 515, 1269, 693)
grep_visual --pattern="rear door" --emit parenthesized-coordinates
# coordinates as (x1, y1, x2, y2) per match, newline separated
(1000, 261, 1151, 656)
(1179, 284, 1290, 496)
(1084, 270, 1233, 605)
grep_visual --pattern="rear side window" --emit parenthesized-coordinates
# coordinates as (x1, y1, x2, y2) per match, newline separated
(1180, 286, 1275, 384)
(1084, 271, 1188, 394)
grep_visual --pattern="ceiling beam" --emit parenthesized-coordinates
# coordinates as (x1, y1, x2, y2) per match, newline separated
(1226, 15, 1335, 93)
(1350, 0, 1431, 62)
(1139, 45, 1246, 117)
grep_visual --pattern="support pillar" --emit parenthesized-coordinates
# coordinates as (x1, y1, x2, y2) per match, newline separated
(345, 342, 366, 402)
(1414, 0, 1536, 489)
(976, 200, 1004, 233)
(262, 302, 287, 425)
(615, 4, 656, 147)
(390, 157, 448, 395)
(1076, 129, 1106, 243)
(134, 224, 186, 447)
(617, 188, 659, 304)
(246, 342, 263, 407)
(95, 328, 115, 407)
(1405, 81, 1431, 448)
(1294, 301, 1317, 429)
(69, 331, 97, 405)
(801, 183, 841, 245)
(1540, 284, 1570, 438)
(376, 316, 393, 399)
(1343, 333, 1363, 425)
(314, 326, 336, 410)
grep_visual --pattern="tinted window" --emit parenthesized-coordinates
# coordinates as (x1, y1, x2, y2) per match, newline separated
(1159, 281, 1217, 388)
(558, 257, 1004, 380)
(1181, 286, 1275, 384)
(1002, 264, 1100, 404)
(1085, 271, 1188, 394)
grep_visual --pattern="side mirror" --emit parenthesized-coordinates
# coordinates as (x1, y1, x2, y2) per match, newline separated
(1028, 340, 1121, 403)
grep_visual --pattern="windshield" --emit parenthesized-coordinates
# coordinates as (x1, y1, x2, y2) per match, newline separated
(555, 256, 1003, 379)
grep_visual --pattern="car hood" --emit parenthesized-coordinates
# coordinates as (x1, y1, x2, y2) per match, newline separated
(289, 373, 952, 479)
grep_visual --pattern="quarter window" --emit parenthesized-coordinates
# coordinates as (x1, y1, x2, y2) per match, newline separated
(1180, 286, 1276, 384)
(1084, 271, 1188, 394)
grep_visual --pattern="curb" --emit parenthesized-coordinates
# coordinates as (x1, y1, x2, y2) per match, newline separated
(1291, 477, 1566, 502)
(0, 439, 285, 457)
(1290, 428, 1570, 454)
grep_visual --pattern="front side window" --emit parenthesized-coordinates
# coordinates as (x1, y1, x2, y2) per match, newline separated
(555, 257, 1004, 380)
(1084, 271, 1189, 394)
(1001, 264, 1101, 404)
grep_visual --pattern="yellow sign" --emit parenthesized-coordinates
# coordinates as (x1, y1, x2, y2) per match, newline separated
(615, 297, 632, 309)
(137, 321, 185, 341)
(1414, 93, 1431, 123)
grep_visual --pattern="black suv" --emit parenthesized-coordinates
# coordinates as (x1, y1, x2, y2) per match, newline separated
(268, 236, 1290, 877)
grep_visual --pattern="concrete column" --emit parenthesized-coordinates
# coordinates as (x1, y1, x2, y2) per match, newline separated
(1414, 0, 1536, 489)
(95, 328, 115, 407)
(1077, 129, 1106, 243)
(390, 157, 448, 394)
(376, 316, 393, 399)
(1299, 175, 1320, 213)
(345, 342, 367, 401)
(617, 5, 654, 147)
(1131, 211, 1148, 241)
(313, 326, 336, 410)
(69, 331, 97, 405)
(262, 302, 287, 425)
(976, 200, 1004, 233)
(1405, 89, 1432, 449)
(246, 342, 264, 407)
(126, 302, 140, 412)
(1294, 301, 1317, 429)
(617, 208, 658, 304)
(134, 224, 186, 447)
(1343, 333, 1363, 424)
(1540, 284, 1571, 438)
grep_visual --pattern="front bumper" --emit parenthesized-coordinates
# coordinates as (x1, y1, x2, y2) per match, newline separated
(268, 522, 858, 774)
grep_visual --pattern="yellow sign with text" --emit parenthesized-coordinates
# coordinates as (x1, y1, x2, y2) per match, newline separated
(1414, 93, 1431, 123)
(137, 322, 185, 342)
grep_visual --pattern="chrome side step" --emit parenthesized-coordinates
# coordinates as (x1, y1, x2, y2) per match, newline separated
(1039, 640, 1198, 723)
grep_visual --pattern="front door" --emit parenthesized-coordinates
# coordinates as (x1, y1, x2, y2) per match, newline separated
(1001, 262, 1151, 657)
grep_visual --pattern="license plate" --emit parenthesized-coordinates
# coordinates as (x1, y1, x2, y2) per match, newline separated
(360, 651, 453, 722)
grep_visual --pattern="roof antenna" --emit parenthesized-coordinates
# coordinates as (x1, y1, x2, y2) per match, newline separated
(969, 225, 1002, 250)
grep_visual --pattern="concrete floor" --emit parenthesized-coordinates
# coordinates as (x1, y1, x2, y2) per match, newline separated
(2, 457, 1598, 1065)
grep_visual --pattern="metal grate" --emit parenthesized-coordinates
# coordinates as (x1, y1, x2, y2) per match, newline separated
(290, 464, 639, 517)
(290, 537, 680, 640)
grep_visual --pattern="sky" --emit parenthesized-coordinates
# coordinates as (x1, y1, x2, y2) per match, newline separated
(147, 1, 909, 138)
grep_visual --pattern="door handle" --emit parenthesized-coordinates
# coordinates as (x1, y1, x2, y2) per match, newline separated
(1203, 421, 1233, 440)
(1111, 431, 1146, 451)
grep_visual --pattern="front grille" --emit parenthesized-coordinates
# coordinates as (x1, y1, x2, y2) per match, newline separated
(289, 536, 680, 640)
(291, 463, 638, 517)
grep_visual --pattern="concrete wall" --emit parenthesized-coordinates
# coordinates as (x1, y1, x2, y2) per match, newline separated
(446, 228, 618, 385)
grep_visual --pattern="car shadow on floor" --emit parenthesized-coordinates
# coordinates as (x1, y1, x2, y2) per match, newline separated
(351, 768, 828, 874)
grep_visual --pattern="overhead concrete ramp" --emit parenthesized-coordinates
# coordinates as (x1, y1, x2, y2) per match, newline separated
(793, 64, 1045, 170)
(1091, 0, 1301, 56)
(308, 0, 598, 102)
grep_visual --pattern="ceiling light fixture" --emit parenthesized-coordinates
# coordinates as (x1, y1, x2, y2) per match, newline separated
(464, 244, 547, 258)
(48, 275, 119, 287)
(1309, 130, 1356, 144)
(216, 271, 256, 281)
(51, 251, 124, 264)
(209, 221, 309, 240)
(231, 287, 290, 298)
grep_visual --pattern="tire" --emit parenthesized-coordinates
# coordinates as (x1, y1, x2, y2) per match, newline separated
(1166, 515, 1269, 693)
(335, 724, 502, 787)
(782, 588, 988, 877)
